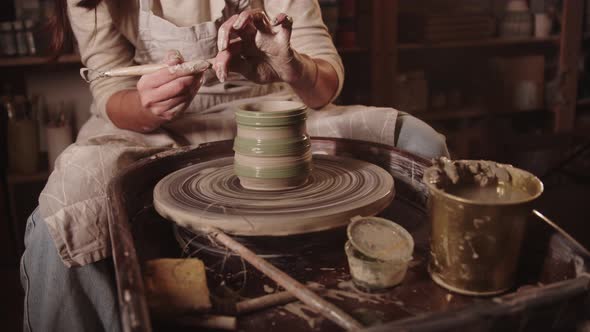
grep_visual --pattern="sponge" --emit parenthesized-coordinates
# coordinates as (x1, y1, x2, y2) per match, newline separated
(143, 258, 212, 317)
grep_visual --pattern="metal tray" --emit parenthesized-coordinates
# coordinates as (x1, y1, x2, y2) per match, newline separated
(107, 138, 590, 332)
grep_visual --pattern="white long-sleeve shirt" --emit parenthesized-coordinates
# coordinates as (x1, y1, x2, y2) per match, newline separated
(67, 0, 345, 122)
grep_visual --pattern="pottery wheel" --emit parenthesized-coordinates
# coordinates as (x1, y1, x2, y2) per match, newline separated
(154, 155, 395, 236)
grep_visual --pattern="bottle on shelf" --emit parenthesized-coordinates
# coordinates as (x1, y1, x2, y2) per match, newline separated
(499, 0, 533, 38)
(24, 19, 37, 55)
(4, 95, 40, 174)
(13, 21, 29, 56)
(0, 21, 17, 57)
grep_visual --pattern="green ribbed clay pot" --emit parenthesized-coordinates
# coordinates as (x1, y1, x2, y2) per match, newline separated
(234, 159, 313, 179)
(235, 101, 307, 127)
(233, 135, 311, 157)
(233, 101, 312, 191)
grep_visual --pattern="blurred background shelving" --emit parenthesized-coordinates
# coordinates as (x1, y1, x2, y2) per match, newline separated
(0, 1, 590, 331)
(359, 0, 589, 162)
(0, 53, 80, 67)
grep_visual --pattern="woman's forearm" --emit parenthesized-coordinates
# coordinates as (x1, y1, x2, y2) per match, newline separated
(288, 52, 339, 109)
(106, 89, 164, 133)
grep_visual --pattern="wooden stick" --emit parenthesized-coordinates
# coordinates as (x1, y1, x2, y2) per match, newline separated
(172, 315, 237, 331)
(236, 290, 299, 314)
(206, 227, 363, 331)
(237, 291, 297, 314)
(236, 284, 324, 314)
(533, 209, 590, 257)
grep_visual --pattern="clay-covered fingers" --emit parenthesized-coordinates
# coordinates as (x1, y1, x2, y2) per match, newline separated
(136, 50, 198, 91)
(218, 10, 272, 52)
(233, 9, 272, 34)
(217, 15, 240, 52)
(214, 38, 244, 82)
(271, 13, 293, 41)
(272, 13, 293, 29)
(214, 11, 294, 83)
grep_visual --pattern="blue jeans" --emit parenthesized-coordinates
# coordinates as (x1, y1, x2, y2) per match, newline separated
(20, 208, 122, 332)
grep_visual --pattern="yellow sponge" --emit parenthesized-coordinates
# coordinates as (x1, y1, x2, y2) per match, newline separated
(143, 258, 212, 316)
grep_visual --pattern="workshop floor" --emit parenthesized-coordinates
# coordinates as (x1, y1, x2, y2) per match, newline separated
(1, 141, 589, 332)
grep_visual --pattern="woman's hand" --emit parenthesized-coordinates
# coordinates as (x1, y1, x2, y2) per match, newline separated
(214, 11, 339, 109)
(215, 10, 304, 84)
(137, 50, 203, 122)
(106, 50, 204, 132)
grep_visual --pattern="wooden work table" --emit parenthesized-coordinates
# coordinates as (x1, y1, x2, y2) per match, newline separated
(107, 139, 590, 332)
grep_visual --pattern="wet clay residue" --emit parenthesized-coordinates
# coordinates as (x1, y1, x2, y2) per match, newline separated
(349, 221, 410, 261)
(425, 157, 534, 203)
(280, 280, 401, 329)
(426, 157, 512, 188)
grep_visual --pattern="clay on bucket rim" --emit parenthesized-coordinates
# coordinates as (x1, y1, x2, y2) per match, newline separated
(423, 160, 544, 206)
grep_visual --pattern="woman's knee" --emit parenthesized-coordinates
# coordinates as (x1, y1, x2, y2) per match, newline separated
(39, 143, 120, 218)
(395, 114, 450, 159)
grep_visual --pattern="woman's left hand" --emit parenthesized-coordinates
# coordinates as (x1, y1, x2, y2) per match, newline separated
(214, 10, 304, 84)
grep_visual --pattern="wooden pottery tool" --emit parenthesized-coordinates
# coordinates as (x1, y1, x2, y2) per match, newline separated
(165, 315, 237, 331)
(423, 158, 544, 296)
(233, 101, 312, 191)
(532, 209, 590, 257)
(202, 225, 363, 331)
(80, 58, 214, 83)
(153, 154, 394, 236)
(235, 290, 309, 314)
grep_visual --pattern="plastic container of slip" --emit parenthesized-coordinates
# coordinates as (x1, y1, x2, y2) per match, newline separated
(345, 216, 414, 292)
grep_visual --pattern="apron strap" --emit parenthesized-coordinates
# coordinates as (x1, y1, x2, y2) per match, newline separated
(139, 0, 151, 12)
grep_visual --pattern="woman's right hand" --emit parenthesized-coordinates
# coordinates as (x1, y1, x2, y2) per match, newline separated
(136, 50, 203, 123)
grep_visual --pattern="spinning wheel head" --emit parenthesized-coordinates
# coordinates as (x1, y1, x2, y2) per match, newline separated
(154, 155, 395, 236)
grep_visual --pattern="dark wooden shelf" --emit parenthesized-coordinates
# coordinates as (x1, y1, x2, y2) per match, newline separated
(417, 107, 549, 121)
(577, 98, 590, 107)
(0, 54, 81, 67)
(398, 36, 560, 51)
(7, 172, 49, 185)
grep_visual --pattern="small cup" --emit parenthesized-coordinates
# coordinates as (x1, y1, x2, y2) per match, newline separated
(345, 216, 414, 291)
(7, 119, 40, 174)
(233, 101, 312, 191)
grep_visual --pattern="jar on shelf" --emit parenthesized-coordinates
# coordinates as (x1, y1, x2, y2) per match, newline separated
(0, 21, 17, 57)
(499, 0, 533, 38)
(24, 20, 37, 55)
(5, 96, 40, 174)
(392, 71, 429, 113)
(13, 21, 29, 56)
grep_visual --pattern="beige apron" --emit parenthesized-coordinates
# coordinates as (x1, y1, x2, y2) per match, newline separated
(39, 0, 398, 267)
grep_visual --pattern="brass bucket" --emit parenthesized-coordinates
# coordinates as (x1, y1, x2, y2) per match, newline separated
(424, 160, 544, 296)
